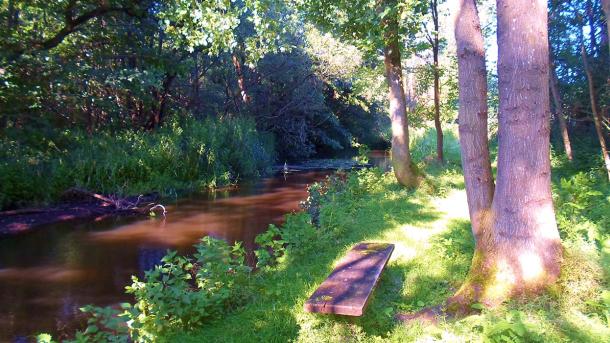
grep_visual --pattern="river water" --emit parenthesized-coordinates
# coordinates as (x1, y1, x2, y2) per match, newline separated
(0, 153, 389, 341)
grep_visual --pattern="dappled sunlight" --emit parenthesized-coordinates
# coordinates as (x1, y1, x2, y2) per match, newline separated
(390, 243, 418, 262)
(518, 252, 544, 282)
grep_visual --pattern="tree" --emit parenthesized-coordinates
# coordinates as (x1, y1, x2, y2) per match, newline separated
(581, 45, 610, 181)
(425, 0, 443, 163)
(602, 0, 610, 54)
(549, 56, 574, 161)
(453, 0, 494, 240)
(450, 0, 562, 312)
(296, 0, 426, 187)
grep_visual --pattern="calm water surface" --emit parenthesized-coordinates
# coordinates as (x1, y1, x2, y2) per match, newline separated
(0, 170, 335, 341)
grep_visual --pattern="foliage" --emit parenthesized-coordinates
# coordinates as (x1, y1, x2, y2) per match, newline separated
(166, 161, 609, 342)
(0, 0, 389, 164)
(67, 305, 130, 343)
(67, 237, 252, 342)
(124, 237, 251, 340)
(0, 116, 275, 210)
(254, 224, 284, 268)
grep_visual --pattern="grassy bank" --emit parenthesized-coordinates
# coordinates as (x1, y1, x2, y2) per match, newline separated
(48, 127, 609, 342)
(163, 129, 608, 342)
(164, 166, 608, 343)
(0, 117, 275, 210)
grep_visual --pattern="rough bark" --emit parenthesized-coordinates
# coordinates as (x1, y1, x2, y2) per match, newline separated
(454, 0, 494, 241)
(581, 45, 610, 181)
(431, 0, 444, 163)
(549, 58, 574, 161)
(449, 0, 562, 313)
(383, 6, 418, 187)
(603, 0, 610, 56)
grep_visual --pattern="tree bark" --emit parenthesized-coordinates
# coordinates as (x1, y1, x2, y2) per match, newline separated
(383, 5, 418, 187)
(431, 0, 444, 163)
(603, 0, 610, 56)
(454, 0, 494, 241)
(581, 45, 610, 181)
(449, 0, 562, 313)
(549, 58, 574, 161)
(232, 53, 251, 104)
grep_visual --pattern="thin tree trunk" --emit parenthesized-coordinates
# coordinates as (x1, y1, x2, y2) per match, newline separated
(382, 3, 418, 187)
(453, 0, 494, 241)
(232, 53, 250, 104)
(581, 45, 610, 180)
(549, 58, 574, 161)
(449, 0, 562, 313)
(586, 0, 599, 54)
(603, 0, 610, 56)
(431, 0, 444, 163)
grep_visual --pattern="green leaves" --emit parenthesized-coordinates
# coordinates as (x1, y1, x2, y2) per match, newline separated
(123, 237, 252, 340)
(157, 0, 286, 61)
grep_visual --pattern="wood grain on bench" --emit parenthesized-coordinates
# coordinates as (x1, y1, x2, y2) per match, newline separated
(304, 242, 395, 316)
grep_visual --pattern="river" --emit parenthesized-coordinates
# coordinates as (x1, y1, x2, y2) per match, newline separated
(0, 153, 390, 341)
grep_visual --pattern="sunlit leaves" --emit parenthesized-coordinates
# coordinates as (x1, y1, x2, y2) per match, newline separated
(157, 0, 287, 62)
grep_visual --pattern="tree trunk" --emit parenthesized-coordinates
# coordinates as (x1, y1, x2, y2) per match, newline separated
(549, 58, 574, 161)
(581, 45, 610, 181)
(383, 7, 418, 187)
(603, 0, 610, 56)
(449, 0, 562, 313)
(232, 53, 250, 104)
(431, 0, 444, 163)
(453, 0, 494, 241)
(150, 73, 176, 129)
(586, 0, 599, 55)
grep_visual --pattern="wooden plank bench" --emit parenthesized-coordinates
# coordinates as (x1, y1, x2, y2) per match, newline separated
(304, 242, 395, 316)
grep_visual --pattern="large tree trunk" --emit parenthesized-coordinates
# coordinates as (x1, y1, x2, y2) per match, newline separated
(602, 0, 610, 54)
(549, 58, 574, 161)
(383, 6, 418, 187)
(431, 0, 444, 163)
(454, 0, 494, 240)
(581, 45, 610, 181)
(449, 0, 562, 313)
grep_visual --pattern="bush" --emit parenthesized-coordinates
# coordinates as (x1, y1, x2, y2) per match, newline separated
(68, 237, 251, 342)
(0, 116, 276, 210)
(124, 237, 251, 341)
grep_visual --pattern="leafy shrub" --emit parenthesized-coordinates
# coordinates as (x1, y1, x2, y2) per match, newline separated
(124, 237, 251, 340)
(483, 311, 545, 343)
(0, 117, 276, 210)
(254, 224, 284, 268)
(67, 305, 130, 343)
(65, 237, 251, 342)
(553, 170, 609, 245)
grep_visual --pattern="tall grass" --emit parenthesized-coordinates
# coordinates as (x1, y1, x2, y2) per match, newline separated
(0, 117, 276, 210)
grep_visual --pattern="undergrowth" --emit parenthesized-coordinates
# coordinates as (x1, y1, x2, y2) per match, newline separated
(41, 129, 609, 342)
(0, 116, 275, 210)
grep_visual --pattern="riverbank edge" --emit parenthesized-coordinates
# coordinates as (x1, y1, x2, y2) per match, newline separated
(0, 158, 371, 238)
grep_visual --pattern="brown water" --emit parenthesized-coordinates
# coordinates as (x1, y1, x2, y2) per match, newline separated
(0, 170, 333, 341)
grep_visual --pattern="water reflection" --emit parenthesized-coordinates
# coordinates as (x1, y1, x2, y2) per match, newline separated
(0, 171, 328, 341)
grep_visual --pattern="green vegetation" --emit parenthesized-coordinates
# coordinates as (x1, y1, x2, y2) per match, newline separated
(55, 132, 608, 342)
(0, 117, 275, 210)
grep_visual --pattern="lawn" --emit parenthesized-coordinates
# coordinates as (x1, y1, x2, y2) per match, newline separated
(165, 166, 609, 343)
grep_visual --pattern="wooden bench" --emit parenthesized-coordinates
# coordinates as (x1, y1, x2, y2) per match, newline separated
(304, 242, 395, 316)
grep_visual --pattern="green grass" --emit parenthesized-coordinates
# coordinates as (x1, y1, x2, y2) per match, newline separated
(52, 126, 609, 342)
(163, 161, 608, 342)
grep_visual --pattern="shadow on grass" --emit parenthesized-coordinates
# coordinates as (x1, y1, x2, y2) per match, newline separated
(166, 177, 460, 342)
